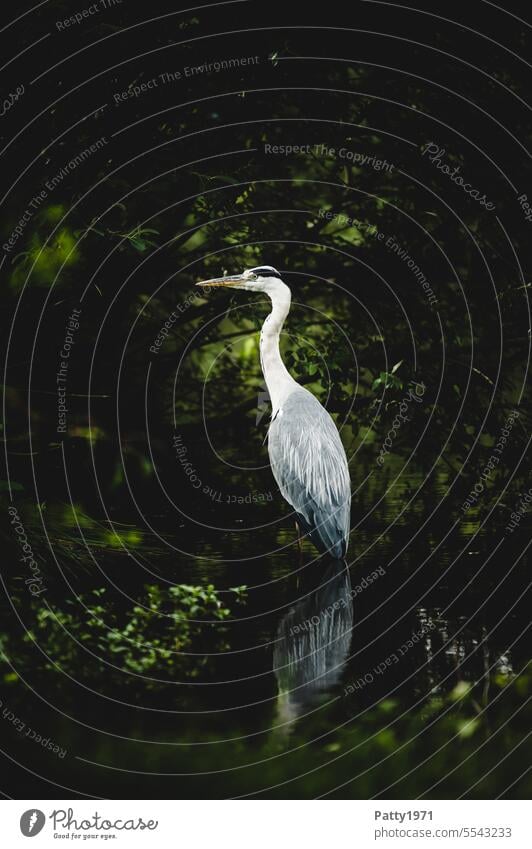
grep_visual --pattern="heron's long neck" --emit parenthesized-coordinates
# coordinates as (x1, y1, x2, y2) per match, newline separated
(260, 285, 298, 414)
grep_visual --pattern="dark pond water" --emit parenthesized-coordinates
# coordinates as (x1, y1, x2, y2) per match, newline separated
(3, 450, 530, 800)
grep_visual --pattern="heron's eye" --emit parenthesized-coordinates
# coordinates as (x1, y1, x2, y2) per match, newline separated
(249, 273, 258, 281)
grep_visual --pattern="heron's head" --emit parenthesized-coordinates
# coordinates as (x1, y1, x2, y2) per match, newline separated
(196, 265, 287, 295)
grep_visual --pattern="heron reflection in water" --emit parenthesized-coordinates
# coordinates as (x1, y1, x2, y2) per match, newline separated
(273, 559, 354, 729)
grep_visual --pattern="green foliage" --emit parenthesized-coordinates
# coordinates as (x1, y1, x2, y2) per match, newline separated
(3, 584, 246, 689)
(0, 480, 24, 492)
(372, 360, 404, 392)
(116, 225, 159, 253)
(10, 226, 80, 289)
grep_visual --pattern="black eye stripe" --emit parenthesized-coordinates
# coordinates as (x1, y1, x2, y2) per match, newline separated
(250, 267, 282, 278)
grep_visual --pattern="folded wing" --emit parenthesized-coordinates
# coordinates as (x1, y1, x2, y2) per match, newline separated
(268, 389, 351, 558)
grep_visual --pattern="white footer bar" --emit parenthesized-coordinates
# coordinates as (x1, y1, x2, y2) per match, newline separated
(2, 799, 529, 848)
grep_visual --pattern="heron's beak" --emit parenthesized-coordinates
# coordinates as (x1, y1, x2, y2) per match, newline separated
(196, 274, 246, 288)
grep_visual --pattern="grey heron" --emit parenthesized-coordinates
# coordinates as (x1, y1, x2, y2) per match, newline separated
(196, 265, 351, 559)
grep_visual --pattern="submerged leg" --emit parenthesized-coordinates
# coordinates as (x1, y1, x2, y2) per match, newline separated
(295, 520, 303, 566)
(295, 520, 302, 551)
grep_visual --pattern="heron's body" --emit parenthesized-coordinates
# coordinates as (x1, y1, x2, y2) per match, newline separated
(197, 265, 351, 559)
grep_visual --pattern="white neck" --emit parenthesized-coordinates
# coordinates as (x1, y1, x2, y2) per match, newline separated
(259, 281, 298, 414)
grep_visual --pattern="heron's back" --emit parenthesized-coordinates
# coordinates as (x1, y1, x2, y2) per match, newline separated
(268, 388, 351, 558)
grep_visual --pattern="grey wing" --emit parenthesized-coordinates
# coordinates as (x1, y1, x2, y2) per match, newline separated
(268, 389, 351, 558)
